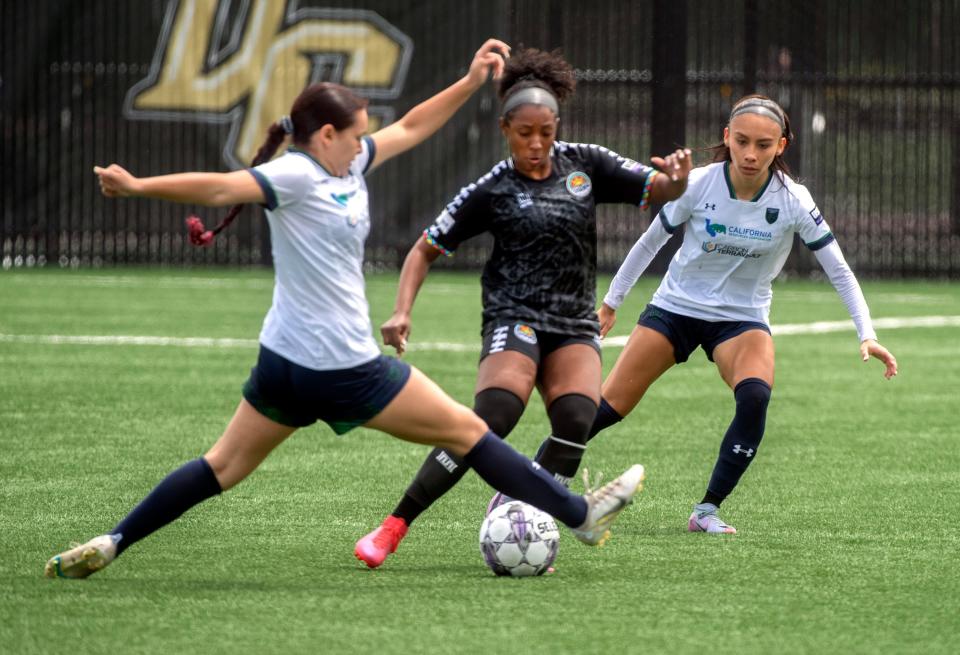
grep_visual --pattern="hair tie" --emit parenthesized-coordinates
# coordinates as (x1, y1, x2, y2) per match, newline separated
(279, 115, 294, 135)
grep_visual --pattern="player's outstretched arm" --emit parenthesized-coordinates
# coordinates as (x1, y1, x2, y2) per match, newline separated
(381, 237, 442, 356)
(369, 39, 510, 169)
(93, 164, 265, 207)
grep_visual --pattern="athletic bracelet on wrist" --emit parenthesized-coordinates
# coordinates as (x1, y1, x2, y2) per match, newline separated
(639, 170, 659, 211)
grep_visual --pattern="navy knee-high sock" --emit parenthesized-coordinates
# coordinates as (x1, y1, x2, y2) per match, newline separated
(464, 432, 587, 528)
(703, 378, 771, 506)
(112, 457, 222, 556)
(534, 397, 623, 474)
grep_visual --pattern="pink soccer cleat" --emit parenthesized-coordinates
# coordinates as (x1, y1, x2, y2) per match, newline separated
(354, 515, 409, 569)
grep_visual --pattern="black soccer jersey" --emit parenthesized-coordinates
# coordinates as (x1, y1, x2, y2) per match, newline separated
(424, 141, 655, 337)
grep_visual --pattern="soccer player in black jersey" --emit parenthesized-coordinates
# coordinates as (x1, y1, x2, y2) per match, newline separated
(355, 48, 692, 568)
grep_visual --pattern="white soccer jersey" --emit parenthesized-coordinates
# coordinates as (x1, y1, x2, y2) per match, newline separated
(247, 137, 381, 370)
(649, 162, 834, 323)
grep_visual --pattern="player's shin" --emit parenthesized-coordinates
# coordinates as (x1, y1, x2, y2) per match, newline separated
(702, 378, 771, 505)
(535, 396, 622, 482)
(111, 457, 223, 556)
(463, 431, 588, 528)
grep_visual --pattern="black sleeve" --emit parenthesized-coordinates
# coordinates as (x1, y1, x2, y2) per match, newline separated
(423, 178, 493, 256)
(576, 143, 656, 206)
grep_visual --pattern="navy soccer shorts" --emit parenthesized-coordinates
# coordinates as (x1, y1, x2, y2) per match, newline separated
(637, 304, 770, 363)
(242, 346, 411, 434)
(479, 321, 601, 365)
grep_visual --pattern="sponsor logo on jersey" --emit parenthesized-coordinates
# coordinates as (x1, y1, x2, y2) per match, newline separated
(705, 219, 772, 242)
(516, 192, 534, 210)
(809, 206, 824, 225)
(565, 171, 592, 198)
(124, 0, 411, 168)
(705, 218, 727, 237)
(705, 202, 716, 210)
(513, 324, 538, 344)
(330, 191, 356, 207)
(765, 207, 780, 224)
(701, 242, 762, 258)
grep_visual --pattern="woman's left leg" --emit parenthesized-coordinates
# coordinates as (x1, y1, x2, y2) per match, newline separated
(691, 329, 775, 533)
(534, 344, 602, 484)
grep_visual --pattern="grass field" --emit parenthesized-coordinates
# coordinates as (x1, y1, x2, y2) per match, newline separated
(2, 268, 959, 654)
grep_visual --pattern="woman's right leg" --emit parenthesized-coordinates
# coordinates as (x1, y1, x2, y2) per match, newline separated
(355, 354, 535, 567)
(45, 399, 296, 578)
(534, 325, 675, 473)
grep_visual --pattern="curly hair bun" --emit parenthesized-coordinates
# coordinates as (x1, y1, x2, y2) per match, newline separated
(498, 48, 576, 103)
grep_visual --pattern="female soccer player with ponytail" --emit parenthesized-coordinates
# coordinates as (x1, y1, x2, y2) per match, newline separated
(354, 47, 692, 569)
(534, 94, 898, 534)
(44, 40, 645, 580)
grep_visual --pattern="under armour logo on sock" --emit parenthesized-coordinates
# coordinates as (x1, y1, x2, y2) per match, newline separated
(435, 450, 459, 473)
(732, 444, 754, 457)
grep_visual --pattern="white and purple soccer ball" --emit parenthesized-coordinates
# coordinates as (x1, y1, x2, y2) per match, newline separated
(479, 500, 560, 577)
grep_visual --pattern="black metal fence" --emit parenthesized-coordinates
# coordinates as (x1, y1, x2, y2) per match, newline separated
(3, 0, 958, 277)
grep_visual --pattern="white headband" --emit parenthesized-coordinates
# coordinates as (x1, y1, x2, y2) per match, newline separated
(730, 98, 786, 133)
(501, 86, 559, 117)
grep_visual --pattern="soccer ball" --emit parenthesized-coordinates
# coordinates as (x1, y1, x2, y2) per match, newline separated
(479, 500, 560, 577)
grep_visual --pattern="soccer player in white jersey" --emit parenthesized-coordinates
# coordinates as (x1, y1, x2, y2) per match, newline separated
(44, 40, 646, 580)
(535, 94, 898, 534)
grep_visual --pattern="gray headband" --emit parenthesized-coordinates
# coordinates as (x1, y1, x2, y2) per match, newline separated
(501, 87, 559, 117)
(729, 98, 786, 133)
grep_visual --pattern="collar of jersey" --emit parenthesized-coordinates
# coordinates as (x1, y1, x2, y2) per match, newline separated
(508, 155, 558, 183)
(723, 161, 773, 202)
(288, 146, 337, 177)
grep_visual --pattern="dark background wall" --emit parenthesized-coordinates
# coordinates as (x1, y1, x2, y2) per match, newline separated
(2, 0, 958, 277)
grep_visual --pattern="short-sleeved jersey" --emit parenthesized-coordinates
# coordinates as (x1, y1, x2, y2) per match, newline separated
(247, 136, 381, 371)
(423, 141, 655, 337)
(652, 161, 834, 324)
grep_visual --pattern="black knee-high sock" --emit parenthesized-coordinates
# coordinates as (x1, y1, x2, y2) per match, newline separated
(702, 378, 771, 506)
(534, 394, 598, 484)
(464, 432, 587, 528)
(392, 388, 525, 524)
(111, 457, 222, 556)
(535, 397, 623, 476)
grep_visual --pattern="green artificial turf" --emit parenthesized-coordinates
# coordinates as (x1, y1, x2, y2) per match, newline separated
(1, 269, 958, 654)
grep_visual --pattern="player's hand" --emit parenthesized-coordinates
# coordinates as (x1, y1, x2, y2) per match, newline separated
(860, 338, 898, 379)
(650, 148, 693, 184)
(381, 312, 413, 356)
(466, 39, 511, 89)
(597, 302, 617, 338)
(94, 164, 139, 198)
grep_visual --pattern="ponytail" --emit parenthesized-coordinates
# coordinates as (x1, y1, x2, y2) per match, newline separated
(186, 121, 289, 246)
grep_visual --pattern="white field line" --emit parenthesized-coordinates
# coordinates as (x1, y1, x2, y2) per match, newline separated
(0, 316, 958, 351)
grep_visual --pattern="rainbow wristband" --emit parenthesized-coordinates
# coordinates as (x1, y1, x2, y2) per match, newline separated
(639, 170, 659, 212)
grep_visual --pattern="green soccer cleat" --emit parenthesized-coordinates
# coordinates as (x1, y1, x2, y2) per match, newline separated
(44, 534, 119, 579)
(570, 464, 645, 546)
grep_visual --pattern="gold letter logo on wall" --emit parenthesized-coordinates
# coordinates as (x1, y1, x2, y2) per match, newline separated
(125, 0, 412, 167)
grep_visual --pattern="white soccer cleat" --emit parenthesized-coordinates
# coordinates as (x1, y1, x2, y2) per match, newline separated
(688, 503, 737, 534)
(570, 464, 645, 546)
(44, 534, 119, 579)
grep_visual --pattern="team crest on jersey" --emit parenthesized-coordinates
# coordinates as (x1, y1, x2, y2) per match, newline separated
(765, 208, 780, 224)
(513, 324, 538, 344)
(565, 171, 592, 198)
